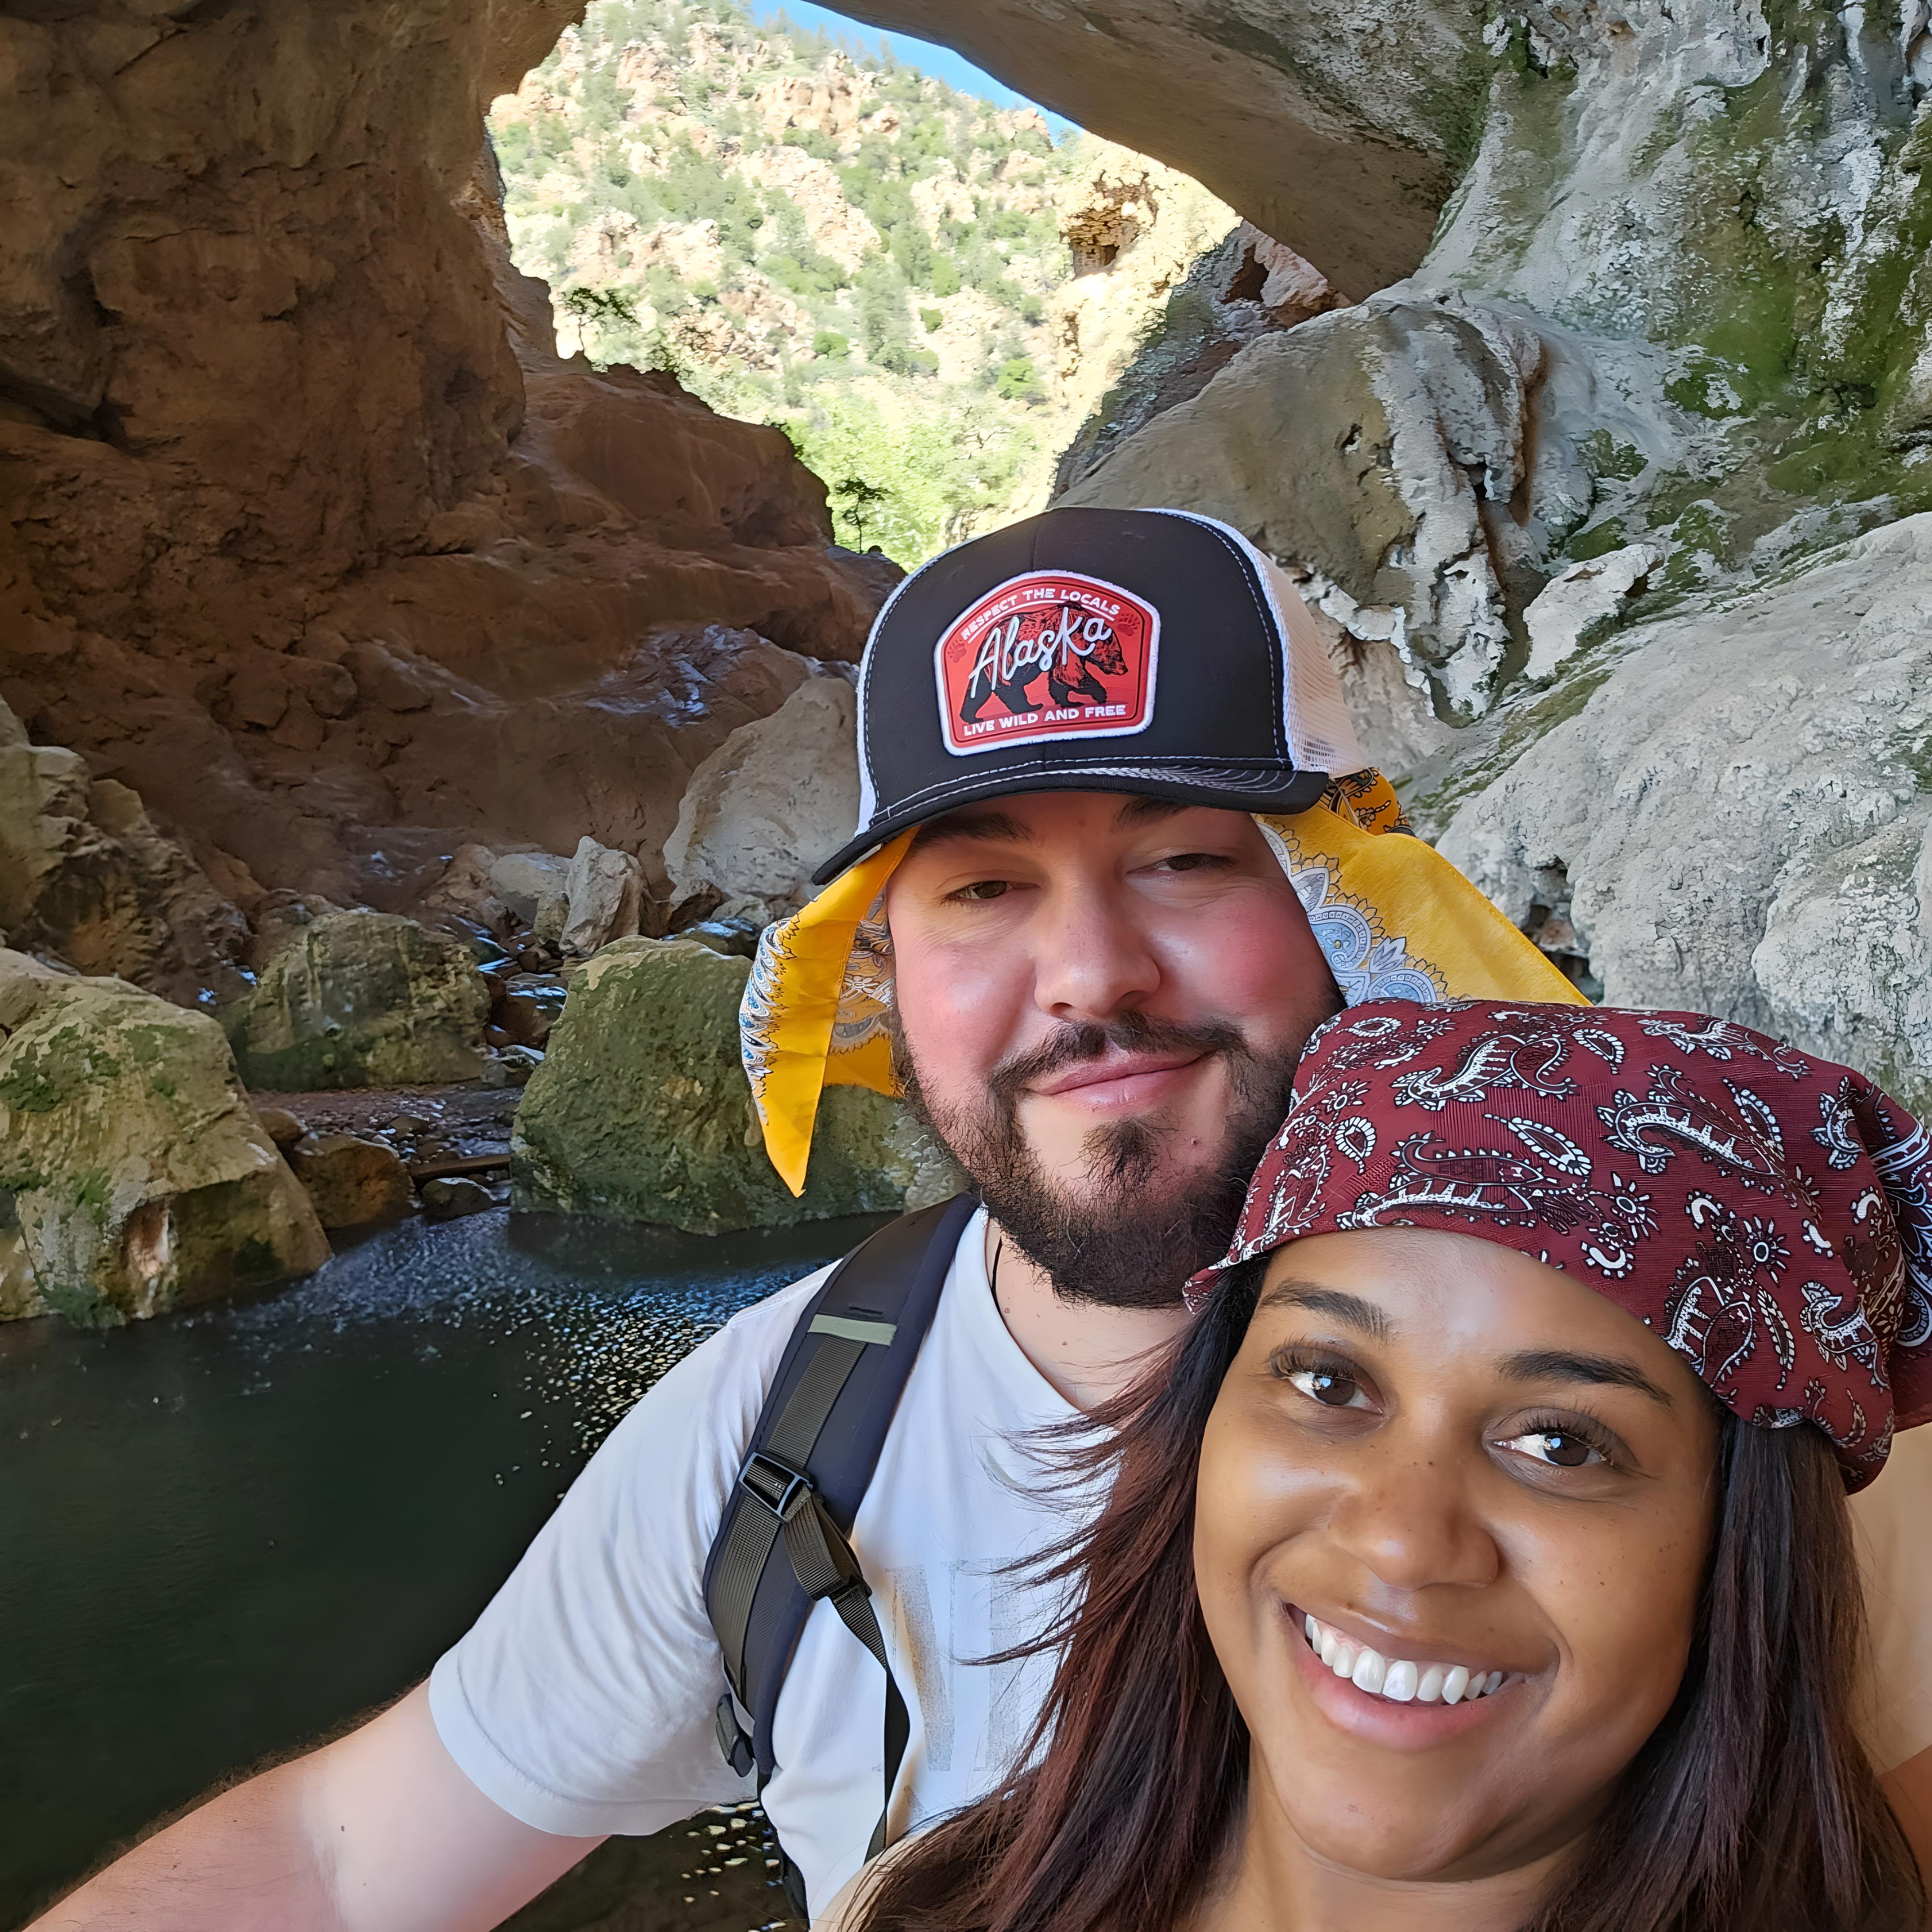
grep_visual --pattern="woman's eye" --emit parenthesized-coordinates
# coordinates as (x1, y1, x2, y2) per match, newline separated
(1500, 1429, 1602, 1469)
(1287, 1366, 1371, 1410)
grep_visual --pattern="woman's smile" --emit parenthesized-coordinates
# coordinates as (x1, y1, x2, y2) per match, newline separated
(1284, 1604, 1533, 1752)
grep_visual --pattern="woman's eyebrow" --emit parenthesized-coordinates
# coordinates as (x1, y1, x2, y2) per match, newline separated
(1255, 1281, 1392, 1341)
(1499, 1349, 1675, 1408)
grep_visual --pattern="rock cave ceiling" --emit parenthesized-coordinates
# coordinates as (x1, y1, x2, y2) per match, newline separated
(832, 0, 1476, 298)
(0, 0, 1463, 939)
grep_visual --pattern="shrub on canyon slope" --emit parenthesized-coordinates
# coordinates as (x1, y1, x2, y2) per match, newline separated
(491, 0, 1081, 563)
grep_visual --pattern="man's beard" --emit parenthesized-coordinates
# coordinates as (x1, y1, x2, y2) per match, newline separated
(894, 1008, 1309, 1311)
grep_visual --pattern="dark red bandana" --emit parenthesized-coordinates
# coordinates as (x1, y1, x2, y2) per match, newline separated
(1189, 1000, 1932, 1486)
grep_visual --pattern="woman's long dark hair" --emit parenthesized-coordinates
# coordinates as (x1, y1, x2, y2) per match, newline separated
(853, 1261, 1925, 1932)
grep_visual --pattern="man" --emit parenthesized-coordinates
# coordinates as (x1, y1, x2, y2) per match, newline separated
(35, 508, 1927, 1928)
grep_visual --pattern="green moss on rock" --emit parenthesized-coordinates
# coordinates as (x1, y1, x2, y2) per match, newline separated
(0, 951, 329, 1325)
(223, 910, 490, 1091)
(511, 937, 962, 1234)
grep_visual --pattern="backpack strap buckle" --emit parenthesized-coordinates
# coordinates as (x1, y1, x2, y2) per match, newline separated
(738, 1448, 813, 1522)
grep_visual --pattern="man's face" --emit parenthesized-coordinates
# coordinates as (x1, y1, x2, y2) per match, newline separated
(884, 790, 1341, 1307)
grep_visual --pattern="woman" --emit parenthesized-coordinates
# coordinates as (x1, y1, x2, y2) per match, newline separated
(832, 1001, 1932, 1932)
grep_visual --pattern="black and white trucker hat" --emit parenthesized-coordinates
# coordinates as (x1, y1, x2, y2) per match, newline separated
(810, 505, 1367, 884)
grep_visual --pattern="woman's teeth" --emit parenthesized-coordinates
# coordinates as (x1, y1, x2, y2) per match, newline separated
(1302, 1614, 1507, 1705)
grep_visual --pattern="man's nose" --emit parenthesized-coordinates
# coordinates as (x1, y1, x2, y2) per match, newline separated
(1030, 880, 1162, 1023)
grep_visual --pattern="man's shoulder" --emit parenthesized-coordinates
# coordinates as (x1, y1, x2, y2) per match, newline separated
(630, 1259, 839, 1426)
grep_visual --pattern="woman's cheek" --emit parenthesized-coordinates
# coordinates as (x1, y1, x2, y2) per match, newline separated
(1524, 1499, 1709, 1769)
(1194, 1395, 1296, 1658)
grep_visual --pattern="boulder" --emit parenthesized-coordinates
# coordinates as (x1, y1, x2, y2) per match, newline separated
(421, 1175, 495, 1219)
(287, 1133, 414, 1229)
(560, 836, 645, 958)
(511, 936, 966, 1233)
(253, 1105, 307, 1149)
(244, 890, 344, 973)
(663, 679, 860, 921)
(222, 910, 491, 1090)
(678, 919, 763, 961)
(1418, 513, 1932, 1115)
(0, 949, 329, 1326)
(488, 851, 573, 926)
(0, 700, 249, 1007)
(483, 1043, 543, 1087)
(1058, 293, 1601, 720)
(423, 842, 510, 937)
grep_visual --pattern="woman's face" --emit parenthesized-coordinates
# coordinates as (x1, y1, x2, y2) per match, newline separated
(1194, 1227, 1720, 1887)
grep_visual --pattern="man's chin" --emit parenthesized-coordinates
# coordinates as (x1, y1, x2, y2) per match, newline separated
(973, 1132, 1252, 1311)
(895, 1021, 1305, 1310)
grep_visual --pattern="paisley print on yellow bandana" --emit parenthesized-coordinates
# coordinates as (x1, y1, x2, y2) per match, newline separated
(739, 769, 1586, 1197)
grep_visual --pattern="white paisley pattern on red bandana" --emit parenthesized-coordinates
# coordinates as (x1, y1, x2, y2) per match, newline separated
(1189, 999, 1932, 1488)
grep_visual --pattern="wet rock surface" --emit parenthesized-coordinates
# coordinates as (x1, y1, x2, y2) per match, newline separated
(421, 1175, 496, 1219)
(0, 951, 328, 1326)
(512, 936, 963, 1233)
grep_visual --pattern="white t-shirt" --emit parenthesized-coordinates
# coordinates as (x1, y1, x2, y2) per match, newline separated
(433, 1206, 1932, 1920)
(429, 1208, 1081, 1917)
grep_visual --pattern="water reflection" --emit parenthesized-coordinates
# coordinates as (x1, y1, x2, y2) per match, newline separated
(0, 1208, 886, 1929)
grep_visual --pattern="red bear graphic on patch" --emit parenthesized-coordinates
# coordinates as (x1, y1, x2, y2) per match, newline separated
(933, 569, 1160, 756)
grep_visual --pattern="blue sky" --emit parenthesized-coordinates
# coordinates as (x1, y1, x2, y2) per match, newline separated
(744, 1, 1074, 133)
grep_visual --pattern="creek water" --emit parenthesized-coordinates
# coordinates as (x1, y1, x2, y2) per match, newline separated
(0, 1208, 892, 1932)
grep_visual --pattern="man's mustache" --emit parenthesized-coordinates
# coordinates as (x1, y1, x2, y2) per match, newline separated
(987, 1011, 1249, 1107)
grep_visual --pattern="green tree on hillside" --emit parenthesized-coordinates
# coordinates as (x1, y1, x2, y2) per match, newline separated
(497, 0, 1085, 565)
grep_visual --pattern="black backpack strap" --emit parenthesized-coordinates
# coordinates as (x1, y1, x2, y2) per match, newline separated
(703, 1192, 978, 1886)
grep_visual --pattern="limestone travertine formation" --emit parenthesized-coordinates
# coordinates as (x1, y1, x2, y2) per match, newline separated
(222, 911, 492, 1091)
(1415, 513, 1932, 1114)
(0, 951, 329, 1326)
(1060, 294, 1583, 718)
(1053, 222, 1345, 497)
(838, 0, 1488, 296)
(511, 935, 964, 1233)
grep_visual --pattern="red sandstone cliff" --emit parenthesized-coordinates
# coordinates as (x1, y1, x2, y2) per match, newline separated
(0, 0, 895, 970)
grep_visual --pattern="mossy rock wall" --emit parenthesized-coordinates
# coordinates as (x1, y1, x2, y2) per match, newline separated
(0, 952, 329, 1326)
(510, 937, 961, 1234)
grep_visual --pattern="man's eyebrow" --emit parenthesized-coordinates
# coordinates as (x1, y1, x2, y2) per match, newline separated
(1114, 794, 1188, 827)
(1255, 1279, 1392, 1342)
(1499, 1349, 1676, 1409)
(908, 808, 1036, 852)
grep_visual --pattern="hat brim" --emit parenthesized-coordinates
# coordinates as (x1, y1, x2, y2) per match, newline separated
(809, 762, 1331, 886)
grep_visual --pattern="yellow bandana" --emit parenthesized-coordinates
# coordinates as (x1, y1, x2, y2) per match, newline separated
(739, 770, 1586, 1197)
